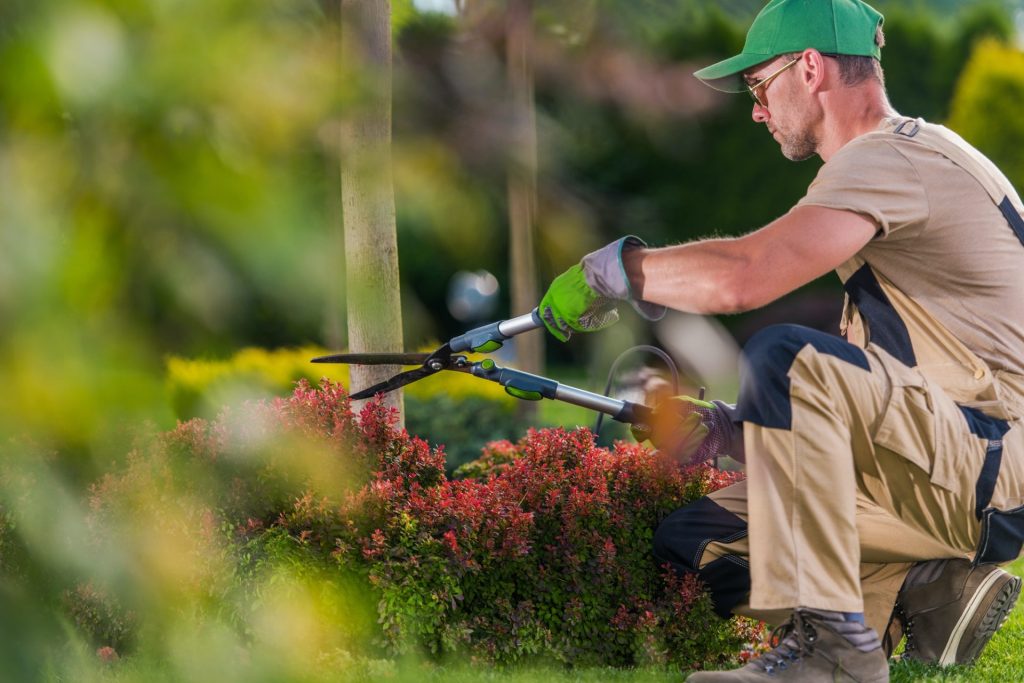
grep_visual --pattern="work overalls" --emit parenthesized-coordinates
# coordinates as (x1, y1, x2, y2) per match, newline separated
(654, 119, 1024, 633)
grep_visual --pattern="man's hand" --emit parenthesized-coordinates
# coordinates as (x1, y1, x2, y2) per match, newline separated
(538, 264, 620, 342)
(635, 395, 716, 464)
(539, 236, 666, 342)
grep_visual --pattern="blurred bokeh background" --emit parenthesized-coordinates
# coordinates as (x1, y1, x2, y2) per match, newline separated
(2, 0, 1024, 679)
(4, 0, 1024, 457)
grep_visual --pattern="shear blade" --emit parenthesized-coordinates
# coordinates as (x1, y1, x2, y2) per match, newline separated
(311, 352, 430, 366)
(349, 366, 438, 400)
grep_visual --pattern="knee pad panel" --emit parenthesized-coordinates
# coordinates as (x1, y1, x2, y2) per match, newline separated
(654, 497, 750, 618)
(737, 324, 869, 429)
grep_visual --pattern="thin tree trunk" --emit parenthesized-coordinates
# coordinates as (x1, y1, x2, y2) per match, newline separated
(324, 144, 346, 350)
(320, 0, 345, 350)
(506, 0, 542, 421)
(340, 0, 404, 424)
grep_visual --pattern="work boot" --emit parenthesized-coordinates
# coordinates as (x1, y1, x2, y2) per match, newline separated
(891, 558, 1021, 665)
(686, 609, 889, 682)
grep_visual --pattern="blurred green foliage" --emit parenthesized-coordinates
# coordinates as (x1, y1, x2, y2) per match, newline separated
(1, 0, 1024, 680)
(165, 346, 529, 471)
(0, 0, 347, 472)
(1, 0, 1018, 466)
(948, 38, 1024, 189)
(396, 0, 1017, 359)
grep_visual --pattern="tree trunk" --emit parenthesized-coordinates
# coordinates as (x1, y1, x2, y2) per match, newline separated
(340, 0, 404, 424)
(506, 0, 543, 421)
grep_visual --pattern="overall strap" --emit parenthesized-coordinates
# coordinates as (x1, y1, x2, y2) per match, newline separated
(867, 118, 1024, 246)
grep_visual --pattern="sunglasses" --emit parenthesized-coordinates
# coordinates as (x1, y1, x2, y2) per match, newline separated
(746, 53, 839, 107)
(746, 56, 801, 108)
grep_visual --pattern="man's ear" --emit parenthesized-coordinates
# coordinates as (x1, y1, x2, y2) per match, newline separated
(800, 48, 828, 93)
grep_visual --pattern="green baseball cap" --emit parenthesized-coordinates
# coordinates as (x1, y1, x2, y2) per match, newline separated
(694, 0, 884, 93)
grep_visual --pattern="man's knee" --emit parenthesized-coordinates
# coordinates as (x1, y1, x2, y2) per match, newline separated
(737, 324, 869, 429)
(653, 497, 750, 618)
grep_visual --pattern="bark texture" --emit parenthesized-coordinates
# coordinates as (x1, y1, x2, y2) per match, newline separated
(340, 0, 404, 423)
(506, 0, 543, 420)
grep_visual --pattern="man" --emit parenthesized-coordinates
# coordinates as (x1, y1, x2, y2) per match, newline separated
(538, 0, 1024, 680)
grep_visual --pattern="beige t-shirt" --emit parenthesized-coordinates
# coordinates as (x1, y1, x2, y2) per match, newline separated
(797, 118, 1024, 375)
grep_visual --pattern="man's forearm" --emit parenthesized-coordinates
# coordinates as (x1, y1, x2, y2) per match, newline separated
(619, 206, 879, 316)
(622, 239, 757, 315)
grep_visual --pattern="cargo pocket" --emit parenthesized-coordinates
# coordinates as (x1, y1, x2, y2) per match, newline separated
(975, 505, 1024, 565)
(871, 350, 958, 491)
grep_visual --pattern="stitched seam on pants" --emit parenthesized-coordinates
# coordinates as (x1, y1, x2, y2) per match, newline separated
(977, 508, 993, 560)
(693, 539, 710, 568)
(695, 530, 748, 568)
(724, 554, 750, 569)
(719, 530, 747, 544)
(788, 425, 802, 606)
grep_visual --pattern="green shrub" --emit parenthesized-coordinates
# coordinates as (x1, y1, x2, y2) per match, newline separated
(405, 394, 530, 474)
(62, 583, 137, 653)
(346, 424, 761, 667)
(452, 439, 520, 480)
(87, 379, 761, 671)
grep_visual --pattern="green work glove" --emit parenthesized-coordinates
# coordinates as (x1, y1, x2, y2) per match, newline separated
(538, 264, 619, 343)
(539, 236, 666, 342)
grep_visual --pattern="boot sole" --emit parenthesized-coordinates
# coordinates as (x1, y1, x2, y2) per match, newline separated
(939, 570, 1022, 666)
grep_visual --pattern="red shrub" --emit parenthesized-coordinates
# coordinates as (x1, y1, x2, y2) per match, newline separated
(86, 379, 760, 669)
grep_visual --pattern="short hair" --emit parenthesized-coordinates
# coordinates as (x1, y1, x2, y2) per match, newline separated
(787, 26, 886, 87)
(835, 25, 886, 86)
(834, 54, 884, 87)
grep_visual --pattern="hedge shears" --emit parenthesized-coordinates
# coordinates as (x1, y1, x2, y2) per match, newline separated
(311, 308, 657, 435)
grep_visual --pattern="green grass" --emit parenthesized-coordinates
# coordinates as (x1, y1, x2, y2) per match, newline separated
(65, 559, 1024, 682)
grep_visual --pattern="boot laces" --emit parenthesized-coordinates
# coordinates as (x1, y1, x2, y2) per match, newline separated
(751, 611, 819, 675)
(896, 603, 917, 654)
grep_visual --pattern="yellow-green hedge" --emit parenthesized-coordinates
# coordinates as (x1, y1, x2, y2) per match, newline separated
(166, 347, 532, 472)
(167, 346, 512, 420)
(948, 38, 1024, 189)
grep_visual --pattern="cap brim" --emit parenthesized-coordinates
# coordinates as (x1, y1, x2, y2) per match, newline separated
(693, 52, 776, 93)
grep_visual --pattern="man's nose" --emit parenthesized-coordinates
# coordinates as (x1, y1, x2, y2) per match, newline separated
(752, 102, 770, 123)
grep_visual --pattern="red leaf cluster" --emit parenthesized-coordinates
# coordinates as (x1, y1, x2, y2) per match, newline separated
(84, 379, 761, 669)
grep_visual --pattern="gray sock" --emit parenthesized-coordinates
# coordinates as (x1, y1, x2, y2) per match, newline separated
(798, 608, 882, 653)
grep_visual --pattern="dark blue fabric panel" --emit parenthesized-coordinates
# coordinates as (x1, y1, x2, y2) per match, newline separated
(976, 506, 1024, 565)
(843, 264, 917, 367)
(736, 325, 869, 430)
(999, 196, 1024, 248)
(698, 557, 751, 619)
(959, 404, 1010, 440)
(653, 497, 750, 618)
(959, 405, 1010, 519)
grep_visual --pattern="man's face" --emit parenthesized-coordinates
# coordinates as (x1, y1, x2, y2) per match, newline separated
(743, 54, 819, 161)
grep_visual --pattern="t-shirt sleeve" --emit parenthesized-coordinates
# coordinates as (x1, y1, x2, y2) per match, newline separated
(796, 137, 929, 240)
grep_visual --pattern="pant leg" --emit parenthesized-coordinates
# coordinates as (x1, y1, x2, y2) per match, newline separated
(736, 325, 990, 614)
(652, 480, 750, 619)
(653, 476, 963, 635)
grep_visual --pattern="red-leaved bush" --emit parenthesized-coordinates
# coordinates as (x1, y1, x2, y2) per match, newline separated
(84, 379, 761, 669)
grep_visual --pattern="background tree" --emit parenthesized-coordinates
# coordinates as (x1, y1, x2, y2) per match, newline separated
(506, 0, 544, 416)
(341, 0, 405, 422)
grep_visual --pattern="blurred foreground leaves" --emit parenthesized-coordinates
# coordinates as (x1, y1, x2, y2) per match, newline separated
(0, 0, 345, 466)
(1, 0, 1023, 680)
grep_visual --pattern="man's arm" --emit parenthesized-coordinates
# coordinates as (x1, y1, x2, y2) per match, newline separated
(623, 205, 878, 314)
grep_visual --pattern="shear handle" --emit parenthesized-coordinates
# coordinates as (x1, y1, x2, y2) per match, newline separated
(449, 309, 542, 354)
